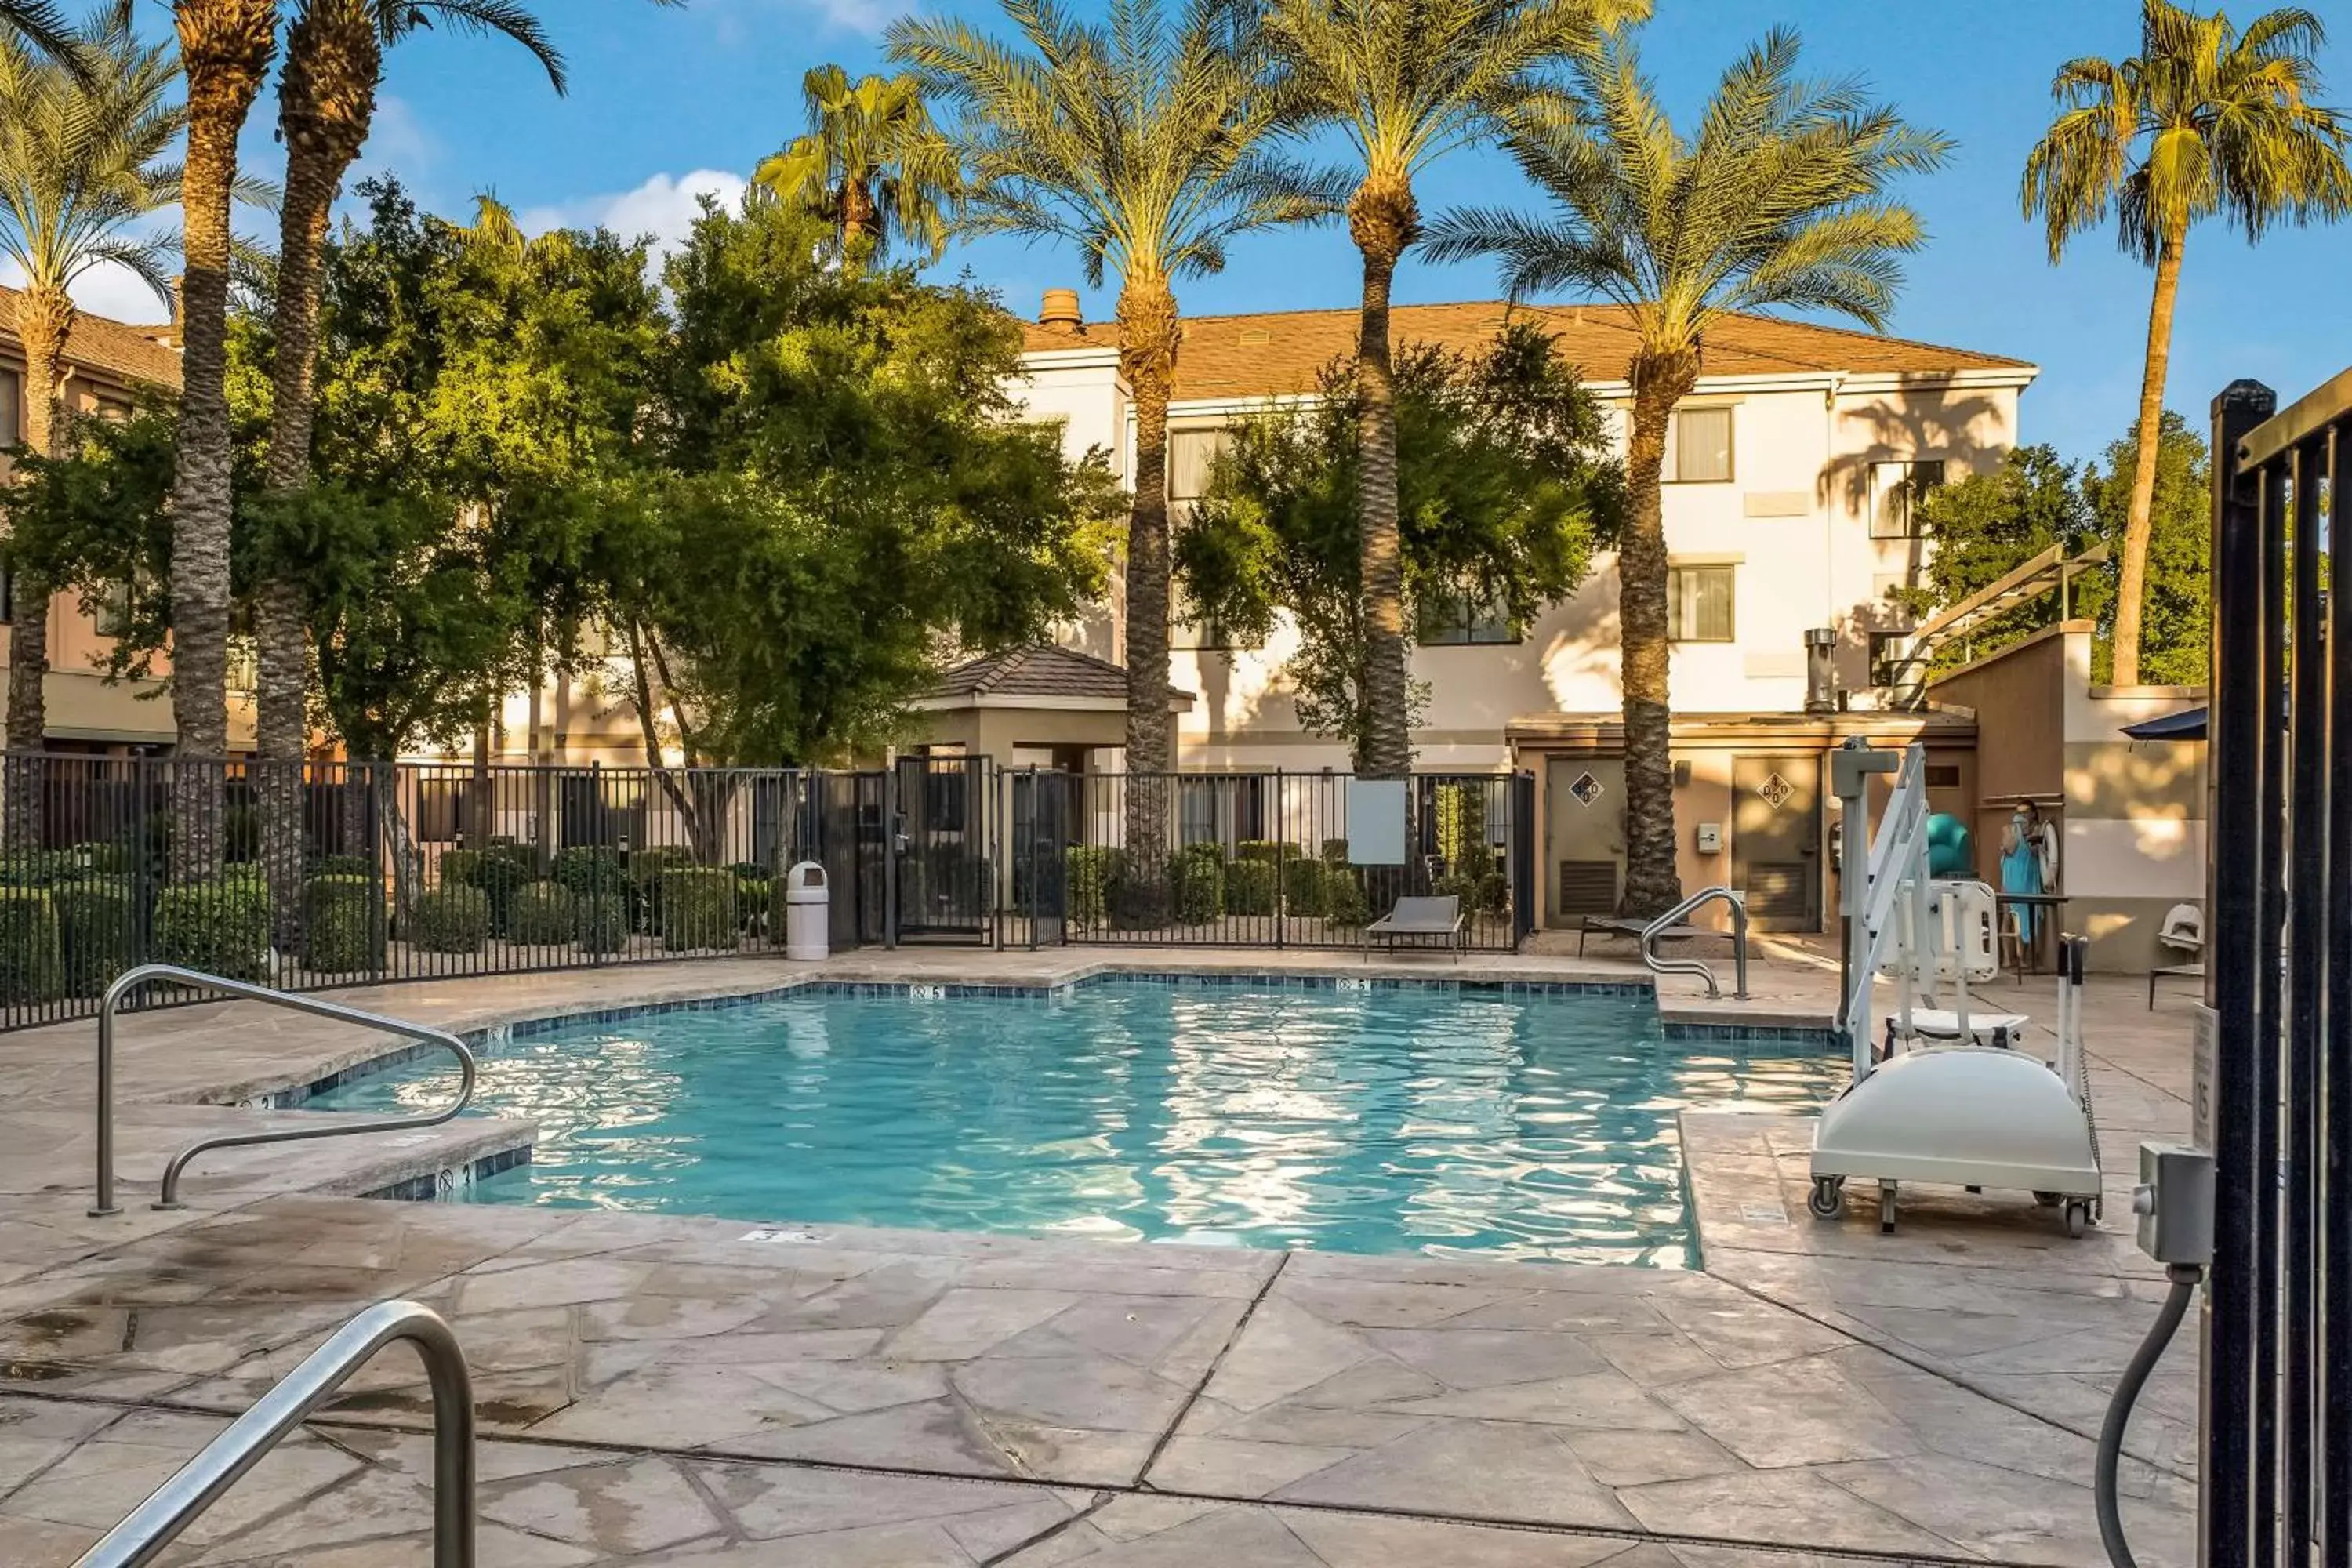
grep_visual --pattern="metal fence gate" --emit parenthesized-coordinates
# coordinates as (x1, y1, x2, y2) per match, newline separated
(2204, 366, 2350, 1566)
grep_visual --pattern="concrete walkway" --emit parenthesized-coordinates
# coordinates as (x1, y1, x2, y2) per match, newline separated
(0, 946, 2201, 1566)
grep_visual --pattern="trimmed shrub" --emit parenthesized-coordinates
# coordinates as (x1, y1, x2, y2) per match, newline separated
(506, 880, 576, 946)
(726, 861, 769, 881)
(71, 841, 134, 876)
(1324, 867, 1371, 927)
(0, 849, 82, 888)
(413, 885, 492, 953)
(1224, 857, 1276, 917)
(1283, 857, 1329, 918)
(309, 853, 375, 880)
(552, 844, 628, 898)
(735, 876, 771, 935)
(53, 880, 134, 997)
(0, 887, 64, 1002)
(303, 875, 383, 975)
(1172, 842, 1225, 924)
(155, 879, 270, 980)
(1320, 837, 1351, 866)
(630, 847, 691, 932)
(1067, 845, 1119, 927)
(438, 848, 527, 935)
(659, 866, 739, 951)
(575, 891, 627, 954)
(1473, 870, 1511, 917)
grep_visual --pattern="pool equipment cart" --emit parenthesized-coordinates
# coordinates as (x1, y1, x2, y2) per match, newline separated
(1808, 743, 2103, 1236)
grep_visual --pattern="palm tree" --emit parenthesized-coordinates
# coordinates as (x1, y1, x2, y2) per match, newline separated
(0, 0, 179, 840)
(891, 0, 1341, 913)
(755, 64, 960, 266)
(1255, 0, 1642, 779)
(1427, 30, 1948, 916)
(0, 2, 78, 60)
(2022, 2, 2348, 685)
(168, 0, 277, 877)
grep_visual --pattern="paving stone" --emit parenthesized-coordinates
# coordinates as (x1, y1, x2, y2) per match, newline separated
(478, 1456, 727, 1555)
(1616, 1468, 1963, 1558)
(1657, 1354, 1921, 1469)
(1271, 1418, 1636, 1530)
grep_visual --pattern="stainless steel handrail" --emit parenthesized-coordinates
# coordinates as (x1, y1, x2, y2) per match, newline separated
(73, 1299, 475, 1568)
(90, 964, 477, 1217)
(1640, 887, 1751, 1000)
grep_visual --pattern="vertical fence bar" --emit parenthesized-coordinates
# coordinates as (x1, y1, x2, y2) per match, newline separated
(2206, 378, 2276, 1568)
(2253, 452, 2288, 1568)
(2285, 434, 2326, 1563)
(2325, 416, 2352, 1566)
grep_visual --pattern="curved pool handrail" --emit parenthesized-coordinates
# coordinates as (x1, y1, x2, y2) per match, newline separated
(1640, 887, 1750, 1001)
(89, 963, 477, 1216)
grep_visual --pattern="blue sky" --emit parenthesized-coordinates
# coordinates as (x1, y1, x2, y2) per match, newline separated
(48, 0, 2352, 465)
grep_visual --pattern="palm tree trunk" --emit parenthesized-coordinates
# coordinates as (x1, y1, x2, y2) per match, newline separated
(169, 0, 278, 882)
(840, 176, 880, 263)
(2111, 226, 2183, 688)
(4, 285, 70, 849)
(1116, 274, 1179, 924)
(260, 0, 380, 952)
(1620, 350, 1695, 919)
(1350, 177, 1417, 781)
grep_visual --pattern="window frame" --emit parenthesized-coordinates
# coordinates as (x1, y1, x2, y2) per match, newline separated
(1665, 563, 1737, 644)
(1662, 405, 1735, 485)
(1869, 458, 1947, 540)
(1415, 587, 1521, 647)
(1165, 426, 1232, 505)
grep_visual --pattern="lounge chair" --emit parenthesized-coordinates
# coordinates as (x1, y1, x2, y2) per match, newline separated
(2148, 902, 2204, 1009)
(1366, 895, 1464, 960)
(1577, 914, 1721, 956)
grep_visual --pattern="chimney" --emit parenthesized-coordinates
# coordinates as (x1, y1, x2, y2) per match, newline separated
(1039, 288, 1082, 332)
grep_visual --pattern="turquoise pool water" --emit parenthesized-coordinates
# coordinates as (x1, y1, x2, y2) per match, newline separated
(313, 982, 1840, 1267)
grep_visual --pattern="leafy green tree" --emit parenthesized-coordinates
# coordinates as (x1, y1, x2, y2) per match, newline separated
(891, 0, 1343, 906)
(1252, 0, 1642, 778)
(0, 0, 183, 789)
(2021, 1, 2347, 684)
(2083, 410, 2209, 685)
(1890, 445, 2099, 670)
(1178, 322, 1620, 767)
(1427, 29, 1947, 916)
(755, 64, 960, 266)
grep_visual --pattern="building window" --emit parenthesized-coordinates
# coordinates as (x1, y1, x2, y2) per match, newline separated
(1666, 564, 1735, 642)
(1178, 774, 1265, 847)
(0, 368, 20, 448)
(1417, 588, 1519, 645)
(1166, 427, 1231, 504)
(1871, 459, 1945, 539)
(416, 775, 464, 844)
(94, 580, 134, 638)
(1664, 407, 1733, 483)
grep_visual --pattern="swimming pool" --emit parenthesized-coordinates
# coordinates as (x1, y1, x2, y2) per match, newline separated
(313, 980, 1840, 1267)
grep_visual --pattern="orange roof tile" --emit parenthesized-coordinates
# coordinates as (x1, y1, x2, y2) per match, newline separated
(1021, 299, 2030, 399)
(0, 284, 181, 392)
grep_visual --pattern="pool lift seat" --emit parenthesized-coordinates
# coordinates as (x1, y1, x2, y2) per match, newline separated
(1807, 746, 2102, 1238)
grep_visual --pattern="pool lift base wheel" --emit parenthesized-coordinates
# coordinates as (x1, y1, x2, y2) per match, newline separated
(1806, 1176, 1846, 1220)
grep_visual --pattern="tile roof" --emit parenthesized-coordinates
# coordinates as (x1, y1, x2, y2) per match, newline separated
(0, 284, 182, 391)
(931, 644, 1136, 702)
(1021, 299, 2032, 399)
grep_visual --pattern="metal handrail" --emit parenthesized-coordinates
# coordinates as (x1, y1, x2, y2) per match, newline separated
(73, 1299, 475, 1568)
(1640, 887, 1750, 1000)
(90, 964, 477, 1217)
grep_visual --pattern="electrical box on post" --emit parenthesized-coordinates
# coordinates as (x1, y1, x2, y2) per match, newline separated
(2132, 1141, 2215, 1266)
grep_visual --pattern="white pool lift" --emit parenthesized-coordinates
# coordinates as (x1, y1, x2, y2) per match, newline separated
(1807, 743, 2103, 1237)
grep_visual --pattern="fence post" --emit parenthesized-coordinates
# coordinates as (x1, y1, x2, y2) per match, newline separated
(1273, 769, 1286, 950)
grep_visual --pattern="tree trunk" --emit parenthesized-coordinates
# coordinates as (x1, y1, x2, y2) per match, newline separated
(2111, 227, 2184, 688)
(5, 285, 71, 849)
(1620, 350, 1697, 919)
(839, 176, 880, 263)
(169, 0, 278, 882)
(1349, 175, 1417, 781)
(1115, 274, 1180, 924)
(259, 0, 380, 949)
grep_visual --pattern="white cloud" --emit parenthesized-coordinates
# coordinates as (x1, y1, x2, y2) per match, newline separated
(517, 169, 750, 270)
(712, 0, 898, 46)
(347, 94, 436, 189)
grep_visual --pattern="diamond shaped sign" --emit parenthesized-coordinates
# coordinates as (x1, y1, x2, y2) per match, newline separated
(1757, 771, 1795, 811)
(1568, 771, 1604, 807)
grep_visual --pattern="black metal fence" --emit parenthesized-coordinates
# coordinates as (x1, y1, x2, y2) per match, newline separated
(2204, 367, 2349, 1566)
(0, 753, 1536, 1030)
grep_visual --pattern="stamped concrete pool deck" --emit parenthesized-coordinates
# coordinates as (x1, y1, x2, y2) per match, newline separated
(0, 943, 2201, 1566)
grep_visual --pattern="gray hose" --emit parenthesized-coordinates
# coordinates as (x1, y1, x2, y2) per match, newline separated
(2097, 1264, 2200, 1568)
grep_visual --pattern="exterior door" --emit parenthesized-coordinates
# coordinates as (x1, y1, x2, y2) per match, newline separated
(1544, 757, 1625, 924)
(1733, 756, 1822, 931)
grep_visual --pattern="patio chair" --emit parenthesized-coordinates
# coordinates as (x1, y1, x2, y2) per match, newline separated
(1366, 895, 1464, 960)
(2148, 902, 2204, 1009)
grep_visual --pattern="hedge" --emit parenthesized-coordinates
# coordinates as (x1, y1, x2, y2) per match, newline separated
(156, 879, 270, 980)
(736, 876, 771, 936)
(630, 847, 691, 932)
(659, 866, 739, 951)
(1173, 842, 1225, 924)
(303, 875, 383, 974)
(309, 853, 375, 880)
(414, 885, 492, 953)
(506, 880, 576, 946)
(438, 849, 527, 936)
(1323, 866, 1371, 927)
(1224, 857, 1276, 917)
(552, 845, 629, 898)
(1283, 856, 1329, 918)
(1320, 837, 1351, 866)
(1067, 845, 1119, 926)
(0, 849, 83, 888)
(53, 880, 134, 997)
(575, 891, 628, 953)
(0, 887, 62, 1003)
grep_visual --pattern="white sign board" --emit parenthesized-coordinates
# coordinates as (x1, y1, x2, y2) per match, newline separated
(1345, 779, 1409, 866)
